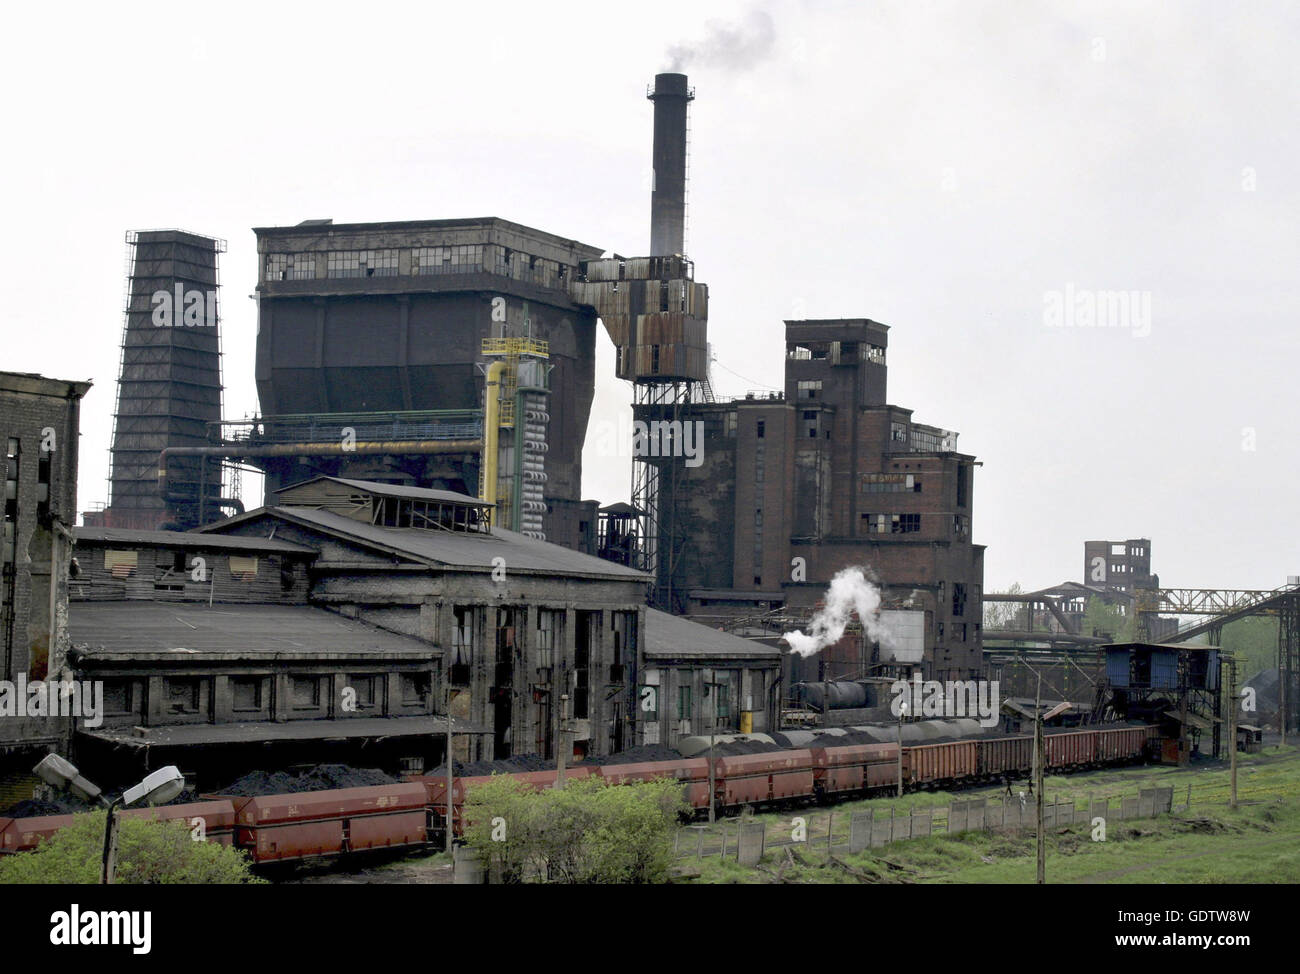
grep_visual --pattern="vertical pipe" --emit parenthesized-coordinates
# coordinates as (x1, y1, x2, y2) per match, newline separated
(482, 362, 505, 521)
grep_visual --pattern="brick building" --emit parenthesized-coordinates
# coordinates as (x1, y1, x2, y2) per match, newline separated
(636, 319, 985, 681)
(0, 370, 91, 802)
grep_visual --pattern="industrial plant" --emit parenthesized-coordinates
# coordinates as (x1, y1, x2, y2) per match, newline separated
(0, 60, 1295, 898)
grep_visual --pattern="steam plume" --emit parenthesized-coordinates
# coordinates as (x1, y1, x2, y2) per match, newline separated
(782, 566, 895, 658)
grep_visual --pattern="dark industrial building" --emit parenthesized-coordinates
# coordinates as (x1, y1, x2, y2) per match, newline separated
(88, 230, 231, 532)
(239, 216, 605, 549)
(633, 317, 985, 682)
(0, 370, 91, 805)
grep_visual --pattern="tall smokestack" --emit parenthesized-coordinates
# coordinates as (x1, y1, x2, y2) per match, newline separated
(648, 72, 693, 257)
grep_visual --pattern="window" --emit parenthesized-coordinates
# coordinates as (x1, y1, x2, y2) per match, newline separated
(953, 514, 970, 537)
(164, 678, 201, 714)
(756, 420, 765, 439)
(414, 245, 484, 275)
(957, 464, 969, 507)
(862, 513, 920, 534)
(450, 606, 474, 684)
(890, 422, 908, 443)
(291, 676, 321, 709)
(401, 673, 430, 706)
(611, 612, 636, 682)
(102, 680, 133, 715)
(231, 677, 262, 712)
(952, 583, 967, 617)
(348, 674, 380, 710)
(786, 344, 812, 360)
(36, 450, 51, 523)
(863, 344, 886, 364)
(536, 609, 559, 669)
(677, 684, 692, 719)
(288, 254, 316, 280)
(265, 254, 288, 280)
(713, 683, 731, 719)
(797, 380, 822, 400)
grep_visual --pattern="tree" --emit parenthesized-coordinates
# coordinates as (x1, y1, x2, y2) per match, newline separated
(1081, 595, 1136, 642)
(0, 811, 264, 884)
(983, 583, 1026, 630)
(462, 774, 687, 884)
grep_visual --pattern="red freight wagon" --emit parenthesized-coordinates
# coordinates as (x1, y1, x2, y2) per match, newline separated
(221, 783, 428, 863)
(713, 750, 816, 808)
(121, 800, 236, 847)
(596, 759, 711, 810)
(978, 736, 1033, 777)
(904, 741, 978, 786)
(1044, 731, 1097, 770)
(812, 744, 898, 796)
(0, 813, 79, 854)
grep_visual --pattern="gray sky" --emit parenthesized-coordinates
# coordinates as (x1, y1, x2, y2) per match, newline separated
(2, 1, 1296, 594)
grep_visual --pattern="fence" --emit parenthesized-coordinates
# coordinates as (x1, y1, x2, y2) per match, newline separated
(674, 786, 1176, 863)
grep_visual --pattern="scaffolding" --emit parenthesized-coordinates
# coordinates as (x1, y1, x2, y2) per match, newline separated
(103, 230, 227, 530)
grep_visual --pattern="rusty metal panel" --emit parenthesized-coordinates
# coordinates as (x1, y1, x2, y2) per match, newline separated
(348, 810, 427, 851)
(247, 820, 344, 862)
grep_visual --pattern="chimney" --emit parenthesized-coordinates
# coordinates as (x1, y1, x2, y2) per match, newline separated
(648, 73, 693, 257)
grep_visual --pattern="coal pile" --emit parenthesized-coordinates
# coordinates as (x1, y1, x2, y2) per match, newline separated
(219, 764, 397, 797)
(2, 787, 204, 819)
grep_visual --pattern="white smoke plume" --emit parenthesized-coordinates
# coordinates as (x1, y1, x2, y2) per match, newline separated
(782, 566, 895, 658)
(665, 9, 776, 73)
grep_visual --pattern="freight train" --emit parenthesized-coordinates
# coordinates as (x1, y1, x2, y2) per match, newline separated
(0, 722, 1158, 867)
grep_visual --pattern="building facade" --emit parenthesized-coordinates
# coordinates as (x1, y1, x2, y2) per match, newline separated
(0, 370, 91, 803)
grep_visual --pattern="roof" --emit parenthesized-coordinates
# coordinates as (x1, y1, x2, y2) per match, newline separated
(644, 609, 781, 661)
(0, 370, 92, 399)
(689, 589, 785, 601)
(251, 216, 604, 258)
(276, 476, 491, 507)
(206, 506, 650, 582)
(74, 526, 317, 556)
(599, 502, 644, 516)
(69, 602, 441, 659)
(79, 715, 489, 749)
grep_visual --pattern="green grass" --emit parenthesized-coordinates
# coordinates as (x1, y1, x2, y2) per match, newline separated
(678, 745, 1300, 884)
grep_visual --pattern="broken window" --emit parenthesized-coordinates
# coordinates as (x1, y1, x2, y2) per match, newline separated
(287, 253, 316, 280)
(349, 674, 380, 710)
(797, 380, 822, 400)
(890, 422, 908, 443)
(401, 672, 430, 706)
(786, 344, 813, 361)
(952, 583, 967, 618)
(164, 678, 201, 715)
(536, 609, 559, 670)
(756, 419, 765, 439)
(450, 606, 475, 685)
(863, 344, 886, 364)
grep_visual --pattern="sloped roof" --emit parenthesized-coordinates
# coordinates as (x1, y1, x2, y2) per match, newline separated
(644, 608, 781, 660)
(205, 505, 650, 582)
(69, 601, 440, 659)
(275, 476, 491, 507)
(74, 526, 317, 556)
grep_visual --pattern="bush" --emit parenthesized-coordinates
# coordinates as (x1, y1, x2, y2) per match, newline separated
(462, 775, 687, 884)
(0, 811, 264, 884)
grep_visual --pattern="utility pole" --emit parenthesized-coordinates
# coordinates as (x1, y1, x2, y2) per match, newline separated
(1227, 656, 1238, 809)
(445, 685, 454, 855)
(707, 673, 717, 824)
(1035, 675, 1045, 885)
(896, 700, 906, 797)
(556, 693, 569, 789)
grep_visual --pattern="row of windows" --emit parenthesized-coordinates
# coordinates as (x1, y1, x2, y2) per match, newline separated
(102, 673, 431, 717)
(862, 512, 921, 534)
(786, 341, 886, 365)
(263, 246, 572, 286)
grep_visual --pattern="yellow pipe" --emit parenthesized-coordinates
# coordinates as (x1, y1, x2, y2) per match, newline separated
(483, 361, 505, 525)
